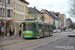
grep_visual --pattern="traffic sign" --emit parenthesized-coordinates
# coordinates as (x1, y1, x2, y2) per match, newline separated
(12, 22, 19, 28)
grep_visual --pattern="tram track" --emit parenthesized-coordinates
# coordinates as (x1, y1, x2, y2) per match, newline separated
(0, 38, 38, 48)
(1, 32, 68, 50)
(21, 33, 68, 50)
(0, 37, 38, 46)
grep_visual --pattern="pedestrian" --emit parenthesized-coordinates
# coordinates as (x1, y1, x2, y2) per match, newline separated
(9, 29, 12, 37)
(19, 25, 22, 37)
(19, 30, 21, 37)
(12, 29, 14, 35)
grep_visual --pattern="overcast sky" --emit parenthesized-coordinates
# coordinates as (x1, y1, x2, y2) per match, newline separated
(27, 0, 75, 22)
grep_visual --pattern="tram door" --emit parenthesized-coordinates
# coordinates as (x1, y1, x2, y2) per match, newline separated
(37, 24, 42, 36)
(33, 23, 36, 35)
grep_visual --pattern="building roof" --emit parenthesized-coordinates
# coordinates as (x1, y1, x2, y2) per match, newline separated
(44, 10, 52, 18)
(45, 10, 58, 19)
(67, 18, 72, 22)
(24, 19, 51, 24)
(41, 9, 52, 18)
(28, 7, 43, 14)
(20, 0, 29, 4)
(53, 12, 60, 16)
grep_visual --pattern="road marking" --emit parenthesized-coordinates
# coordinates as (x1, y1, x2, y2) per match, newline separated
(44, 43, 48, 46)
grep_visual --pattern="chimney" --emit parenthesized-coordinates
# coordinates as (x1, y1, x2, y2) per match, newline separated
(34, 7, 36, 9)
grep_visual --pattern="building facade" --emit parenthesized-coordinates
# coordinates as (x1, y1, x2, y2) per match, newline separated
(28, 7, 44, 21)
(66, 18, 72, 29)
(41, 9, 59, 29)
(60, 14, 66, 28)
(41, 9, 53, 23)
(0, 0, 29, 36)
(46, 11, 59, 28)
(53, 12, 63, 28)
(0, 0, 13, 36)
(13, 0, 29, 35)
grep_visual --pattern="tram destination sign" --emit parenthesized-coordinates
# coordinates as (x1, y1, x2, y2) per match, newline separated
(12, 22, 19, 28)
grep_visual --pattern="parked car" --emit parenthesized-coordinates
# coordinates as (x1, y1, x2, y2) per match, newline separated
(53, 29, 56, 33)
(68, 31, 75, 37)
(65, 28, 72, 32)
(57, 29, 61, 32)
(53, 29, 61, 33)
(68, 28, 72, 31)
(65, 29, 68, 32)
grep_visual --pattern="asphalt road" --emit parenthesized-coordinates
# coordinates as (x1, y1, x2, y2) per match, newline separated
(0, 31, 69, 50)
(34, 36, 75, 50)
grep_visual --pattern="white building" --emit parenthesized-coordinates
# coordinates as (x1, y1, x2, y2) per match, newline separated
(55, 19, 59, 28)
(0, 0, 13, 36)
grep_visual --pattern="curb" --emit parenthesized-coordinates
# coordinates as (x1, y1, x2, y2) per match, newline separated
(0, 36, 22, 41)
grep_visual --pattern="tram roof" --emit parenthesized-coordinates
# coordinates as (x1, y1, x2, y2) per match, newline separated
(23, 19, 51, 25)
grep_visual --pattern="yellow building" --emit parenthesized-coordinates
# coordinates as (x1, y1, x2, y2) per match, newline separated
(41, 9, 53, 23)
(60, 14, 66, 28)
(28, 7, 44, 21)
(13, 0, 29, 35)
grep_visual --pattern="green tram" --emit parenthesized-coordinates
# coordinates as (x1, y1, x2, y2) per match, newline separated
(22, 19, 53, 38)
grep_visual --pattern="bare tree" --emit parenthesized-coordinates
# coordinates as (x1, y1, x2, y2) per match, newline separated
(68, 0, 75, 17)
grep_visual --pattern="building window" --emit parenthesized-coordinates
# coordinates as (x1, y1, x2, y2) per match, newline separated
(16, 3, 17, 9)
(0, 8, 5, 17)
(0, 8, 2, 16)
(13, 2, 15, 9)
(17, 14, 18, 20)
(11, 10, 13, 17)
(7, 9, 10, 17)
(7, 0, 10, 4)
(13, 13, 15, 19)
(0, 0, 4, 2)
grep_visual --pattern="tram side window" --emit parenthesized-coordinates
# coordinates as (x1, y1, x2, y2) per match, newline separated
(44, 25, 46, 31)
(48, 26, 49, 30)
(47, 26, 48, 32)
(46, 26, 48, 31)
(23, 23, 25, 31)
(33, 23, 36, 32)
(44, 25, 48, 32)
(48, 26, 50, 31)
(38, 24, 42, 30)
(37, 24, 42, 33)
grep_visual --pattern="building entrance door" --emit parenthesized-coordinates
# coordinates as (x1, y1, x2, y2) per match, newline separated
(6, 22, 10, 35)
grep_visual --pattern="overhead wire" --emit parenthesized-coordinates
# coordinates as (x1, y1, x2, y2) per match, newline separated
(36, 0, 51, 10)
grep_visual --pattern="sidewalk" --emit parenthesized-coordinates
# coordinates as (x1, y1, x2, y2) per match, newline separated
(0, 35, 22, 41)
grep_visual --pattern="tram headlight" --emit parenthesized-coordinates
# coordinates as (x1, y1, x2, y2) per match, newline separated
(31, 32, 33, 33)
(23, 32, 25, 33)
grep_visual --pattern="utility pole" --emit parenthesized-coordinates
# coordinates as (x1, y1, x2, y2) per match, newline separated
(1, 0, 4, 37)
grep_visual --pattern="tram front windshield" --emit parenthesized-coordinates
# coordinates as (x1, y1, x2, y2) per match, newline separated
(23, 23, 35, 31)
